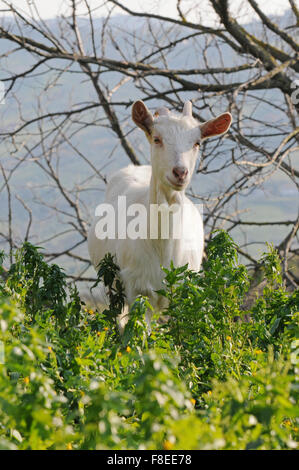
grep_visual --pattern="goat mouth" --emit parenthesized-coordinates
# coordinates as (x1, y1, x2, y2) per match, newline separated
(166, 176, 186, 190)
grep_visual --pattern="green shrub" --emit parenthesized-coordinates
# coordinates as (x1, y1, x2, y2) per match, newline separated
(0, 232, 298, 449)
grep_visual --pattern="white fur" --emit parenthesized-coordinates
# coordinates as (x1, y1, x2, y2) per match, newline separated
(88, 101, 231, 332)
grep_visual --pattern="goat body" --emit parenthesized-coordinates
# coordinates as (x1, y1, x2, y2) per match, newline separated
(88, 100, 232, 330)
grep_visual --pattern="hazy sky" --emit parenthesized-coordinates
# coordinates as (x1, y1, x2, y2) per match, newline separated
(0, 0, 292, 23)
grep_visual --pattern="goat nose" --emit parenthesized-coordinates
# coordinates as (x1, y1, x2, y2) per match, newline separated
(172, 166, 188, 181)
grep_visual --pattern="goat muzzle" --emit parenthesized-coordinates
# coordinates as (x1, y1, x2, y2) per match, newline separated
(172, 166, 188, 183)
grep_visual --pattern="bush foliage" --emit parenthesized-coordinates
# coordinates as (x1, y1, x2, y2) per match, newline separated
(0, 231, 298, 449)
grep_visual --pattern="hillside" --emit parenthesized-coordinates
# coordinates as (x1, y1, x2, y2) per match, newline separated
(0, 9, 298, 283)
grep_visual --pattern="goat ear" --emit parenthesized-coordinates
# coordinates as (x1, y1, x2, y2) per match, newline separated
(132, 100, 154, 135)
(200, 112, 232, 140)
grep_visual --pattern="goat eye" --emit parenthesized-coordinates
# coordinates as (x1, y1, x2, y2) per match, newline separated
(153, 137, 162, 145)
(193, 142, 200, 148)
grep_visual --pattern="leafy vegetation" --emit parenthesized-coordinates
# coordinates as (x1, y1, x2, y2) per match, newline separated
(0, 232, 298, 450)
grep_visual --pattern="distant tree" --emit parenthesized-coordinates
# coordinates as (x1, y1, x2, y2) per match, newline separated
(0, 0, 298, 287)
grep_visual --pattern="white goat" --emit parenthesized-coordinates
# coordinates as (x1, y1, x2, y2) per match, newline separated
(88, 100, 232, 331)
